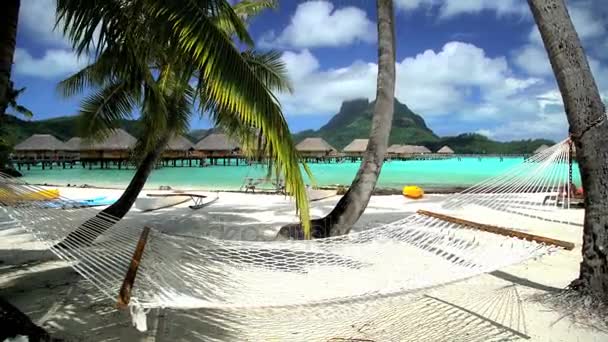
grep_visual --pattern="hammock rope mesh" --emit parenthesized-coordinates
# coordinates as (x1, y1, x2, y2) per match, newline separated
(0, 140, 578, 313)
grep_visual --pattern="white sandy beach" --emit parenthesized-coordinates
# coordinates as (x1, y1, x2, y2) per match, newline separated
(1, 186, 607, 341)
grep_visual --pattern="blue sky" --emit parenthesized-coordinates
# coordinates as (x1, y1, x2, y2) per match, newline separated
(10, 0, 608, 141)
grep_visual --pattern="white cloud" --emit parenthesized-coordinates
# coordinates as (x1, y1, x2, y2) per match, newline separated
(569, 4, 606, 40)
(475, 129, 494, 138)
(279, 42, 546, 140)
(513, 1, 607, 77)
(588, 57, 608, 91)
(259, 1, 375, 49)
(395, 0, 528, 18)
(14, 48, 87, 79)
(19, 0, 68, 47)
(277, 41, 591, 140)
(279, 50, 376, 114)
(437, 0, 528, 18)
(512, 44, 552, 76)
(395, 0, 434, 11)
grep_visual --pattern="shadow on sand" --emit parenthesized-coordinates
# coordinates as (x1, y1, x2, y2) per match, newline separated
(156, 281, 530, 341)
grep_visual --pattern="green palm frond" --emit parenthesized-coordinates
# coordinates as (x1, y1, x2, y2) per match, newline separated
(242, 50, 294, 93)
(12, 105, 33, 118)
(78, 81, 141, 140)
(56, 0, 311, 236)
(6, 84, 34, 118)
(58, 50, 117, 97)
(56, 0, 127, 56)
(233, 0, 277, 18)
(216, 0, 277, 37)
(149, 0, 254, 47)
(159, 2, 310, 234)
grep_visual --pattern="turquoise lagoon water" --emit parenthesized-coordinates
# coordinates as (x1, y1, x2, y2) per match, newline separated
(19, 157, 582, 190)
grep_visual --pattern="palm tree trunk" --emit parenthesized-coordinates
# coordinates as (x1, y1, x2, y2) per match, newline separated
(0, 0, 20, 116)
(57, 133, 171, 248)
(278, 0, 396, 239)
(0, 2, 54, 339)
(527, 0, 608, 299)
(0, 297, 56, 341)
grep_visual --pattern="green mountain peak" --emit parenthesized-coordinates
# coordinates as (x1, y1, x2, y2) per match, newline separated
(294, 97, 438, 149)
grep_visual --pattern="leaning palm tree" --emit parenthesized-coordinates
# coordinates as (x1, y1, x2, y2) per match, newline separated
(0, 0, 20, 117)
(279, 0, 396, 239)
(0, 2, 53, 340)
(55, 0, 312, 247)
(527, 0, 608, 300)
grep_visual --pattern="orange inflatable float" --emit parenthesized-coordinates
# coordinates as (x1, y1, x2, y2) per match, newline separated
(402, 185, 424, 199)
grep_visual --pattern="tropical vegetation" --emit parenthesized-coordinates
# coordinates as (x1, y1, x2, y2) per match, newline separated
(54, 0, 312, 245)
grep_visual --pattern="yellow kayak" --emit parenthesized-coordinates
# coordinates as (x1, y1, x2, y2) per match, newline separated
(402, 185, 424, 199)
(0, 188, 60, 201)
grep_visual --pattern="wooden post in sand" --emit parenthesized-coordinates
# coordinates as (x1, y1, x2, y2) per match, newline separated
(417, 210, 575, 250)
(117, 226, 151, 309)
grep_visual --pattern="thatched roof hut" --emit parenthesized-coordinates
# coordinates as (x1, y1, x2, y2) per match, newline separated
(163, 135, 194, 158)
(413, 145, 432, 154)
(403, 145, 421, 154)
(437, 145, 455, 154)
(81, 129, 137, 151)
(15, 134, 67, 152)
(166, 135, 194, 151)
(389, 145, 431, 155)
(387, 144, 404, 154)
(534, 144, 550, 154)
(79, 129, 137, 159)
(387, 144, 415, 155)
(296, 138, 336, 156)
(194, 133, 239, 155)
(343, 139, 368, 155)
(64, 137, 83, 151)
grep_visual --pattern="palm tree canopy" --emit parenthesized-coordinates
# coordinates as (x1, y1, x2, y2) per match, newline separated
(56, 0, 312, 236)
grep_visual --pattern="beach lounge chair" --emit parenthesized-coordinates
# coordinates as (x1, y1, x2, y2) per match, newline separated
(145, 192, 217, 210)
(244, 178, 264, 193)
(273, 179, 286, 194)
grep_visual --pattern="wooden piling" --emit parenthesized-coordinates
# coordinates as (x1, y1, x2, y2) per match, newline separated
(117, 226, 151, 309)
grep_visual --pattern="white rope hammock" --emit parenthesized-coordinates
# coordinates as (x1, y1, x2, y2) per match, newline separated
(0, 140, 579, 318)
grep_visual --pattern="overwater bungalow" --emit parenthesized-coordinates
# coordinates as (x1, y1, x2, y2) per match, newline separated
(413, 145, 432, 154)
(387, 144, 415, 157)
(63, 137, 82, 159)
(343, 139, 368, 157)
(194, 133, 240, 157)
(436, 145, 455, 154)
(296, 137, 337, 157)
(79, 129, 137, 168)
(387, 144, 404, 156)
(14, 134, 68, 162)
(163, 135, 194, 159)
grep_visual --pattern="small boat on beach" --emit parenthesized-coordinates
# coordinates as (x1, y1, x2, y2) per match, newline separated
(135, 192, 217, 211)
(135, 194, 191, 212)
(41, 195, 117, 209)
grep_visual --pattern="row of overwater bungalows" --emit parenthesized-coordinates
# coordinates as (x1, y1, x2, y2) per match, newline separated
(12, 129, 242, 162)
(295, 137, 454, 159)
(12, 132, 455, 166)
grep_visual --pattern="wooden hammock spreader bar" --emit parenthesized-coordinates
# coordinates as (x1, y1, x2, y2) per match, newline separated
(117, 226, 151, 309)
(417, 210, 575, 251)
